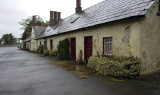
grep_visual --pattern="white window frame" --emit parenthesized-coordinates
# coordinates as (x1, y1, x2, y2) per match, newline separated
(103, 37, 112, 56)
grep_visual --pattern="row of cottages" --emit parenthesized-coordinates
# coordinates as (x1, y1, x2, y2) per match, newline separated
(23, 0, 160, 75)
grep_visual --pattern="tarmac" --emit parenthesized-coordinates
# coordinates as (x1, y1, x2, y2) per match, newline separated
(0, 47, 159, 95)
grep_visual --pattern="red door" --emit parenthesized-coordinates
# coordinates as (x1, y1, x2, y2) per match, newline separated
(71, 38, 76, 60)
(84, 36, 92, 62)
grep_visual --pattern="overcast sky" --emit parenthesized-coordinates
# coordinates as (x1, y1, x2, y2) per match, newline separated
(0, 0, 104, 38)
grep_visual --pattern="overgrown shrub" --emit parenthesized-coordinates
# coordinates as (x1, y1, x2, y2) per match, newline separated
(37, 45, 44, 53)
(88, 56, 141, 78)
(50, 50, 57, 56)
(58, 39, 70, 60)
(43, 49, 49, 55)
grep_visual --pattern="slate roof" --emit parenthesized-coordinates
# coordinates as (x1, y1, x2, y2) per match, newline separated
(34, 26, 47, 39)
(23, 36, 31, 42)
(35, 0, 156, 39)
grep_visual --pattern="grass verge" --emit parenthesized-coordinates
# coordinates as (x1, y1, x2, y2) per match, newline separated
(49, 61, 98, 78)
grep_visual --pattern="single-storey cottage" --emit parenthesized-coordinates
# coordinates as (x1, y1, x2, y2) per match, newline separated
(23, 0, 160, 75)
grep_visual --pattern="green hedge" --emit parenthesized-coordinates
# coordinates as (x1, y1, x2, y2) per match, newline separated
(88, 56, 141, 78)
(58, 39, 70, 60)
(43, 49, 49, 55)
(50, 50, 57, 56)
(37, 45, 44, 53)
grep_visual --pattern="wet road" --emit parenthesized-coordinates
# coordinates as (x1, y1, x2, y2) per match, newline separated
(0, 47, 160, 95)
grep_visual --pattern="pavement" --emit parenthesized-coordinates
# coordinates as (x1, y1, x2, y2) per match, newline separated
(0, 47, 159, 95)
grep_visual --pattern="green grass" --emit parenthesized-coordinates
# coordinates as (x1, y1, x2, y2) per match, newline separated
(49, 61, 97, 78)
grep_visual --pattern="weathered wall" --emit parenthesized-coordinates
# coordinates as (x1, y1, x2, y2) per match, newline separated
(39, 19, 141, 61)
(26, 42, 31, 50)
(140, 2, 160, 74)
(30, 27, 36, 51)
(36, 39, 46, 48)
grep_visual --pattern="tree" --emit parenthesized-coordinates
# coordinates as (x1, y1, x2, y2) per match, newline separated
(0, 39, 2, 45)
(19, 15, 48, 40)
(1, 33, 17, 45)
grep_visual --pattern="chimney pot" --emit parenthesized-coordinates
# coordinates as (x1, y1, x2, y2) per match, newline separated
(58, 12, 61, 20)
(76, 0, 82, 13)
(32, 16, 36, 26)
(50, 11, 61, 26)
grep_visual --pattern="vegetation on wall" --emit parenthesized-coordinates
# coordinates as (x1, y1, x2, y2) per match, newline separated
(76, 50, 85, 64)
(88, 56, 141, 78)
(50, 50, 58, 56)
(58, 39, 70, 60)
(43, 49, 49, 55)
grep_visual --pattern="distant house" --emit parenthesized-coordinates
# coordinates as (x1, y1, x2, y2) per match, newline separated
(23, 0, 160, 75)
(22, 36, 31, 50)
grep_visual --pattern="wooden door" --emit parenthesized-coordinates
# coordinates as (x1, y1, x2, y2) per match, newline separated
(44, 41, 47, 50)
(70, 38, 76, 60)
(84, 36, 92, 62)
(50, 40, 53, 50)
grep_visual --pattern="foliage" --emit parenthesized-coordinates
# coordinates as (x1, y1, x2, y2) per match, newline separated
(19, 15, 49, 40)
(22, 43, 26, 50)
(75, 50, 85, 64)
(50, 50, 58, 56)
(37, 45, 44, 53)
(0, 39, 2, 45)
(43, 49, 49, 55)
(58, 38, 70, 60)
(1, 33, 17, 45)
(88, 56, 141, 78)
(49, 61, 97, 78)
(79, 50, 83, 61)
(21, 25, 32, 40)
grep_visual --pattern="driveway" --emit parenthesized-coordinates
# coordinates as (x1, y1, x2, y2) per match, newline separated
(0, 47, 159, 95)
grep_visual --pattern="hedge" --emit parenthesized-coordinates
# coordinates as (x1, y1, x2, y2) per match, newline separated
(37, 45, 44, 53)
(50, 50, 57, 56)
(58, 39, 70, 60)
(88, 56, 141, 78)
(43, 49, 49, 55)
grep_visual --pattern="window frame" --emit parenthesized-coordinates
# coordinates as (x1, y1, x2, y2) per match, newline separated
(103, 37, 113, 57)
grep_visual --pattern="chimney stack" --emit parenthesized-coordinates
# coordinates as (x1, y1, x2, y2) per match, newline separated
(75, 0, 82, 13)
(50, 11, 61, 26)
(32, 16, 36, 26)
(57, 12, 61, 20)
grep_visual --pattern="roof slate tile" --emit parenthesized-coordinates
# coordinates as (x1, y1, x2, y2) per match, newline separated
(35, 0, 156, 39)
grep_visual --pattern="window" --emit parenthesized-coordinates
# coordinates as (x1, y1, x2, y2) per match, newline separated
(103, 37, 112, 56)
(40, 41, 41, 45)
(50, 40, 53, 50)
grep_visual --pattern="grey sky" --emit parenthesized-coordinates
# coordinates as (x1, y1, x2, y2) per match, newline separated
(0, 0, 103, 38)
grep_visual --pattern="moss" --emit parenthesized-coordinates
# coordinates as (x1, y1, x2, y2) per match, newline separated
(49, 61, 98, 78)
